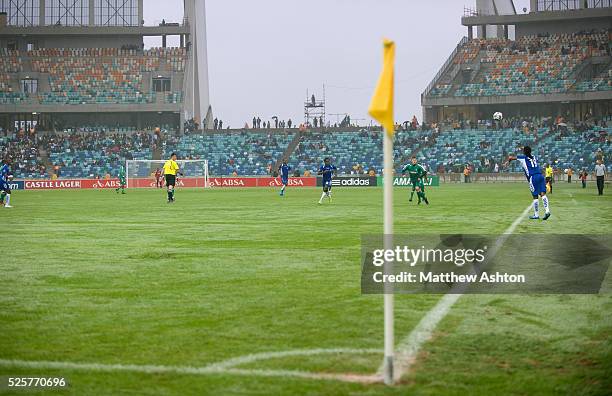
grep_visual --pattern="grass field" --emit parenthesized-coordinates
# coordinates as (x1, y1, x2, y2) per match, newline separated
(1, 183, 611, 395)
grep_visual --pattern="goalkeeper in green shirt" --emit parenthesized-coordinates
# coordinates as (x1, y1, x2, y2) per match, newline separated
(116, 165, 127, 194)
(401, 156, 429, 205)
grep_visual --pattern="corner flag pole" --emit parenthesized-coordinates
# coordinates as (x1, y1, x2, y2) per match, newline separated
(368, 38, 396, 385)
(382, 122, 394, 385)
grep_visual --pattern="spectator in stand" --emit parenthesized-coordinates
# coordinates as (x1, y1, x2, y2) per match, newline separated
(214, 118, 218, 130)
(594, 160, 605, 195)
(252, 116, 257, 129)
(579, 169, 588, 189)
(288, 119, 292, 129)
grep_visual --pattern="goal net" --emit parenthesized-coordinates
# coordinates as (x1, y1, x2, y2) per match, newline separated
(125, 160, 209, 188)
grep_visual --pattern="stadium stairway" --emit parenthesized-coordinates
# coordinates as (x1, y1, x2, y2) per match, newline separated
(38, 148, 55, 178)
(570, 56, 611, 89)
(446, 48, 487, 96)
(274, 130, 304, 171)
(152, 141, 162, 161)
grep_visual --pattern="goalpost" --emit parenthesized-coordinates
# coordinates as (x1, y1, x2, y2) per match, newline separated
(125, 159, 209, 189)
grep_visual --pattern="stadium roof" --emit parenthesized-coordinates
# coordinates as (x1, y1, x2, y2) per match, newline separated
(461, 6, 612, 26)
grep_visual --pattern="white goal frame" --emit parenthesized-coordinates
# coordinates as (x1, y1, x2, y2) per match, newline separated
(125, 159, 209, 189)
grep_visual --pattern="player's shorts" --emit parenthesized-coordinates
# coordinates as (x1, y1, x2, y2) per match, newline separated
(165, 174, 176, 187)
(529, 174, 546, 197)
(0, 181, 10, 193)
(281, 177, 289, 186)
(411, 179, 425, 191)
(545, 176, 552, 184)
(119, 177, 126, 186)
(322, 179, 332, 191)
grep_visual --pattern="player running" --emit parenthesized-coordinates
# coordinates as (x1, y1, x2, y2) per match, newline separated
(317, 157, 337, 204)
(115, 165, 127, 194)
(0, 158, 13, 208)
(278, 159, 291, 196)
(508, 145, 551, 220)
(401, 156, 429, 205)
(163, 153, 182, 203)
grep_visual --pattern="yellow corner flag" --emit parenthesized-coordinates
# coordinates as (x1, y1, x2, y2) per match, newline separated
(368, 39, 395, 137)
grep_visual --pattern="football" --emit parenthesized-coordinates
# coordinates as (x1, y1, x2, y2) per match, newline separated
(493, 111, 503, 121)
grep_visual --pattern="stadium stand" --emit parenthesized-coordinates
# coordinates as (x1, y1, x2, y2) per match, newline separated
(2, 124, 609, 179)
(0, 133, 46, 179)
(293, 131, 382, 174)
(430, 30, 612, 97)
(0, 49, 25, 103)
(0, 48, 188, 105)
(163, 131, 295, 176)
(45, 132, 156, 178)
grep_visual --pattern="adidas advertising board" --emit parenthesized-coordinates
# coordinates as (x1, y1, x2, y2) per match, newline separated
(316, 176, 378, 187)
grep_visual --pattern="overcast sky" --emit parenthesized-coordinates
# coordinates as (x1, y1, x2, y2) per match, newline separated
(144, 0, 531, 127)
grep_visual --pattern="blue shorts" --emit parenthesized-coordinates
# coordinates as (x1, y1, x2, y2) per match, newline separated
(323, 179, 332, 190)
(281, 177, 288, 186)
(0, 181, 9, 193)
(528, 174, 546, 197)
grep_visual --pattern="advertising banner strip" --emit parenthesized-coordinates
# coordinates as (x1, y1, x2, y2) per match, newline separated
(376, 176, 440, 187)
(256, 177, 317, 187)
(316, 176, 378, 187)
(24, 180, 83, 190)
(18, 177, 319, 190)
(7, 181, 25, 190)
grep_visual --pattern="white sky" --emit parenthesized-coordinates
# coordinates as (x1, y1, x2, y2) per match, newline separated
(144, 0, 532, 127)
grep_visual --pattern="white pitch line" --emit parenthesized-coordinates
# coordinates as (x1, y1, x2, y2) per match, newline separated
(208, 348, 381, 370)
(0, 348, 383, 384)
(384, 204, 532, 382)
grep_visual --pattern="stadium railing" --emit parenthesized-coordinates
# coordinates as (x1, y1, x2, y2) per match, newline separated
(422, 36, 468, 98)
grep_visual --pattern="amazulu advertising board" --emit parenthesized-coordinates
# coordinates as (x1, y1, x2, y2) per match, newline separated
(376, 176, 440, 187)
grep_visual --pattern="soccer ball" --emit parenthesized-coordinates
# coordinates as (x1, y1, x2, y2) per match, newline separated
(493, 112, 503, 121)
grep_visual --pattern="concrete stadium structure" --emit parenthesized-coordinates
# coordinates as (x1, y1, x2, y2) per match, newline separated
(422, 0, 612, 123)
(0, 0, 210, 132)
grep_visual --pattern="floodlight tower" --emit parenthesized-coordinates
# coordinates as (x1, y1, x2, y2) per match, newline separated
(183, 0, 211, 129)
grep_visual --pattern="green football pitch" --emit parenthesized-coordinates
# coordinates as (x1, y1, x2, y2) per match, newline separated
(1, 183, 610, 395)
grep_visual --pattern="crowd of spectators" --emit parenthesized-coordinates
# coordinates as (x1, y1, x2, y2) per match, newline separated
(0, 128, 47, 178)
(0, 114, 609, 179)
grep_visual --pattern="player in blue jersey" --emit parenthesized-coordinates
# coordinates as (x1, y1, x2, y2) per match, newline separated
(317, 157, 337, 204)
(508, 146, 551, 220)
(0, 158, 13, 208)
(278, 159, 291, 196)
